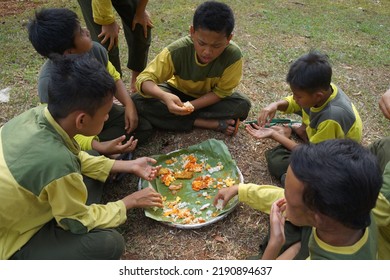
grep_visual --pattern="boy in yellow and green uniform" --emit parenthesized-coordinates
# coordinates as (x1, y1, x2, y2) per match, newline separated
(215, 139, 381, 259)
(246, 50, 362, 181)
(133, 1, 251, 136)
(369, 88, 390, 260)
(0, 54, 162, 260)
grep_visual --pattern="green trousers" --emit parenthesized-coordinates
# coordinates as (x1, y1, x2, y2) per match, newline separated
(100, 103, 153, 145)
(132, 83, 252, 131)
(368, 136, 390, 173)
(265, 144, 291, 181)
(10, 151, 125, 260)
(77, 0, 151, 75)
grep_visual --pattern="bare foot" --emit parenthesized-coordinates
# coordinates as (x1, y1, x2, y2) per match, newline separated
(216, 119, 237, 136)
(194, 118, 239, 136)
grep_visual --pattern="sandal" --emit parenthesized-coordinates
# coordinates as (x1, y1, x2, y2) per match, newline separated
(216, 119, 240, 136)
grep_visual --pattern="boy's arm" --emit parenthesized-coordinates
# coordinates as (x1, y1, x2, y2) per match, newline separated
(190, 91, 221, 110)
(379, 88, 390, 120)
(245, 123, 299, 151)
(141, 80, 192, 115)
(91, 0, 119, 51)
(114, 79, 138, 133)
(257, 99, 290, 127)
(214, 183, 284, 213)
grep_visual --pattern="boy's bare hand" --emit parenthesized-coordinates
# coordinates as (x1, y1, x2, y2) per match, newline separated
(379, 88, 390, 120)
(164, 94, 193, 115)
(122, 187, 163, 209)
(269, 198, 287, 246)
(245, 123, 274, 139)
(124, 103, 139, 134)
(213, 184, 239, 209)
(128, 157, 160, 181)
(132, 10, 154, 38)
(92, 136, 137, 156)
(257, 102, 278, 127)
(98, 21, 120, 51)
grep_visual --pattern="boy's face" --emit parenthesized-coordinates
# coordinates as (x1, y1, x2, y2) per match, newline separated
(69, 26, 93, 54)
(190, 26, 232, 64)
(80, 96, 113, 136)
(284, 166, 314, 227)
(290, 86, 322, 108)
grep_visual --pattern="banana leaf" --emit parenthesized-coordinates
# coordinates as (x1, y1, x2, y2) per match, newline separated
(139, 139, 242, 229)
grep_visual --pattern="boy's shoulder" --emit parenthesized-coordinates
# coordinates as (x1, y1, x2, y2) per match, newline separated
(1, 106, 81, 193)
(89, 41, 109, 66)
(166, 36, 193, 52)
(167, 36, 242, 56)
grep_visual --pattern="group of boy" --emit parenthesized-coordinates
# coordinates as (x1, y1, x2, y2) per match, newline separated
(0, 1, 388, 260)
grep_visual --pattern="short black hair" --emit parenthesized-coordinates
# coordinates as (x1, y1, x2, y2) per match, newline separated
(290, 139, 382, 230)
(193, 1, 235, 37)
(286, 50, 332, 94)
(28, 8, 79, 57)
(47, 54, 116, 120)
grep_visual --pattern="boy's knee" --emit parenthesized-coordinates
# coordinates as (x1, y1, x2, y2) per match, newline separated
(84, 229, 125, 260)
(265, 146, 291, 180)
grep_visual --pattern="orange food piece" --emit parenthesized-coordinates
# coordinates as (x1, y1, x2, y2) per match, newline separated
(192, 175, 213, 191)
(174, 170, 194, 179)
(161, 173, 175, 186)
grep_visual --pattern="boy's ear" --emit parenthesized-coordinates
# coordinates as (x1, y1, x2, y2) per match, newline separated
(189, 25, 195, 36)
(226, 33, 233, 42)
(75, 112, 86, 130)
(314, 91, 325, 103)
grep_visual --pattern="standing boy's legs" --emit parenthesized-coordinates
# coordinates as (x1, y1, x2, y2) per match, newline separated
(77, 0, 122, 74)
(112, 0, 151, 74)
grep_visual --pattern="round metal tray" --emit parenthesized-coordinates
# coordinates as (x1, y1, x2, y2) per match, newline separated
(138, 166, 243, 229)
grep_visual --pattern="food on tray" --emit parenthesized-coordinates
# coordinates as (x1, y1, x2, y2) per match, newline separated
(161, 172, 175, 186)
(192, 175, 214, 191)
(174, 170, 194, 179)
(142, 139, 241, 227)
(158, 167, 171, 176)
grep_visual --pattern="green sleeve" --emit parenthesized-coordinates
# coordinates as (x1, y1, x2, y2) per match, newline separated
(74, 134, 98, 151)
(91, 0, 115, 25)
(283, 95, 302, 114)
(238, 183, 284, 214)
(213, 59, 242, 98)
(136, 48, 175, 96)
(308, 120, 345, 144)
(45, 173, 126, 233)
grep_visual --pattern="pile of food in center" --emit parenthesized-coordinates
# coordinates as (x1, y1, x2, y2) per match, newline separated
(139, 139, 241, 228)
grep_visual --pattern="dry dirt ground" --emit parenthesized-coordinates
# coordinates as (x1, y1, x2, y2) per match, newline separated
(1, 0, 389, 260)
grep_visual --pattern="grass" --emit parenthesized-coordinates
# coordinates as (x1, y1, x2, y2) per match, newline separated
(0, 0, 389, 259)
